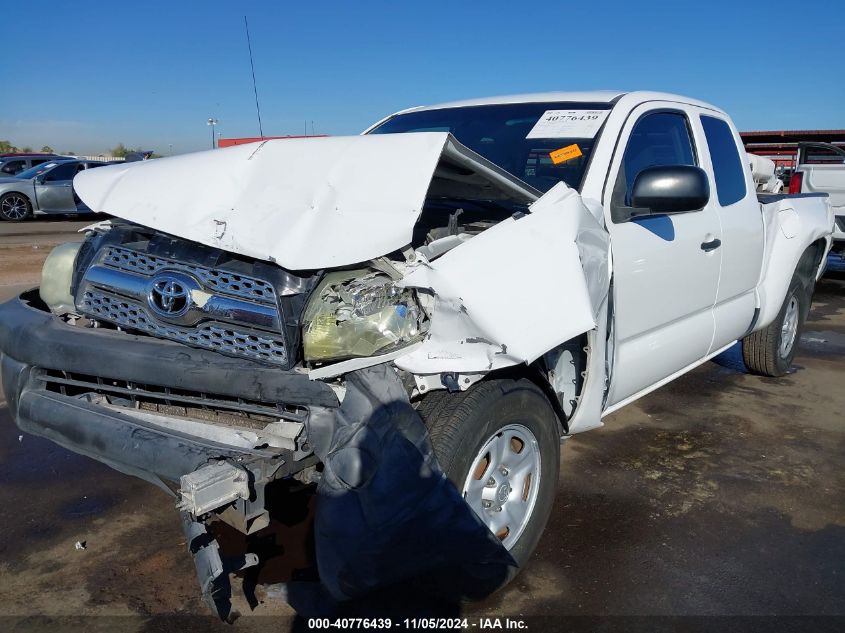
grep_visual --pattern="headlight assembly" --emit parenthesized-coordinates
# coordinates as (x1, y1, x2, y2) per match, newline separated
(302, 270, 427, 362)
(39, 241, 82, 315)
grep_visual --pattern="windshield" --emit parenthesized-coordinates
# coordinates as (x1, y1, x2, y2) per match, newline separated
(15, 161, 62, 179)
(369, 102, 613, 193)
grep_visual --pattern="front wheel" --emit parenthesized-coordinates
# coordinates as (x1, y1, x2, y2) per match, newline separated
(416, 378, 560, 577)
(742, 274, 808, 376)
(0, 192, 32, 221)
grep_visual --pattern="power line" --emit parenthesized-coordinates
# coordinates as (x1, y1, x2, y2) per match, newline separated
(244, 16, 264, 138)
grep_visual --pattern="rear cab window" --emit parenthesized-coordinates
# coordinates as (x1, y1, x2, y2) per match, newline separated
(799, 145, 845, 165)
(700, 115, 747, 206)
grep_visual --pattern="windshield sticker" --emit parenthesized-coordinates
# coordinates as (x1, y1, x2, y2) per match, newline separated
(549, 144, 583, 165)
(526, 110, 610, 139)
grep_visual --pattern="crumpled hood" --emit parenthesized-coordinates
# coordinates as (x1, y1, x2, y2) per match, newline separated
(73, 133, 537, 270)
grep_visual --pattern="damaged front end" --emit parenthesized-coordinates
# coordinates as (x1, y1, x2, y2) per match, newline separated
(0, 132, 612, 616)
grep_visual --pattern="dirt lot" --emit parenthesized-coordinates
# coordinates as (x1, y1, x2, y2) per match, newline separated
(0, 220, 843, 630)
(0, 219, 89, 300)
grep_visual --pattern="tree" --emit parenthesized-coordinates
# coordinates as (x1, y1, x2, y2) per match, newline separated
(0, 140, 18, 153)
(21, 146, 32, 153)
(41, 145, 54, 153)
(111, 143, 129, 158)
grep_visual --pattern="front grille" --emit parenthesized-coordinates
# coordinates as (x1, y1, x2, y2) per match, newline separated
(102, 246, 277, 304)
(81, 289, 288, 365)
(76, 243, 292, 367)
(38, 368, 307, 426)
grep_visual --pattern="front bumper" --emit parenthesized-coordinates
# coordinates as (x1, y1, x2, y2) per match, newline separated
(0, 291, 339, 489)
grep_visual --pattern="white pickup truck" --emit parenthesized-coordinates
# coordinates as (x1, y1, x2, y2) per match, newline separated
(0, 91, 834, 609)
(788, 142, 845, 255)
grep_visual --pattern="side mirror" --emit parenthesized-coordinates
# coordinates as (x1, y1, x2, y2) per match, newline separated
(35, 175, 47, 184)
(630, 165, 710, 215)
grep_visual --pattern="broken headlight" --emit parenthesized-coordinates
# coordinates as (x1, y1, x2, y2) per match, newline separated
(302, 270, 427, 362)
(39, 241, 82, 315)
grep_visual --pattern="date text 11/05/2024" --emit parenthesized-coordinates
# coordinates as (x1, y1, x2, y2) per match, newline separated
(307, 617, 528, 629)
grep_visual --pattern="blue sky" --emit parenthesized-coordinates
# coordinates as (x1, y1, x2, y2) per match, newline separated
(2, 1, 843, 154)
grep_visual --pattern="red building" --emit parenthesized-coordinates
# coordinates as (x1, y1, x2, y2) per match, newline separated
(217, 135, 327, 148)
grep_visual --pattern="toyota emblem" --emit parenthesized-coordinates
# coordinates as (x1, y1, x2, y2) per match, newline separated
(147, 273, 197, 317)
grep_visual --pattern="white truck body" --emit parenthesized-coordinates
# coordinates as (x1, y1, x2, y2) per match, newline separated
(791, 142, 845, 250)
(72, 90, 834, 433)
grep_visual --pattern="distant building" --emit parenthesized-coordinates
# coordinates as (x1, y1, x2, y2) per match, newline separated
(741, 130, 845, 170)
(217, 135, 327, 148)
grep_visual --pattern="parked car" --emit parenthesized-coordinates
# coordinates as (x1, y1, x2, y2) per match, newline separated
(0, 152, 61, 176)
(0, 159, 107, 221)
(789, 142, 845, 256)
(0, 91, 833, 613)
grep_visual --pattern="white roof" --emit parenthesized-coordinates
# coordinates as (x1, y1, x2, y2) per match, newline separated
(384, 90, 723, 118)
(418, 91, 627, 111)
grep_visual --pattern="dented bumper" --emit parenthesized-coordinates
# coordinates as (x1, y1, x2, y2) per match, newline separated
(0, 291, 338, 490)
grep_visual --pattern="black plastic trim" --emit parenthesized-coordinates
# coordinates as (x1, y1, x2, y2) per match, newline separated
(0, 292, 338, 408)
(757, 192, 829, 203)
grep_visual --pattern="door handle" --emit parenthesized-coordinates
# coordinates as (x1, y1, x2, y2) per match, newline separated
(700, 238, 721, 252)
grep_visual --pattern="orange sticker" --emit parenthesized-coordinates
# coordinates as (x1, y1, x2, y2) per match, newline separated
(549, 144, 583, 165)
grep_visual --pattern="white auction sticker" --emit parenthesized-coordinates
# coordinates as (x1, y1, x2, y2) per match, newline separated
(526, 109, 610, 139)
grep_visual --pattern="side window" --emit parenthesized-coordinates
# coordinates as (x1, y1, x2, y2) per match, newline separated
(42, 162, 78, 182)
(701, 115, 747, 206)
(1, 160, 26, 175)
(611, 111, 696, 220)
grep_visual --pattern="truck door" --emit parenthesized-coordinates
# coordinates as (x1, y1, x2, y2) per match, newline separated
(34, 162, 82, 213)
(698, 113, 765, 351)
(603, 105, 722, 407)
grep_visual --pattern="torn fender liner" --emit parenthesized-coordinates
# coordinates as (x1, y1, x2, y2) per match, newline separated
(181, 511, 230, 619)
(73, 133, 537, 270)
(307, 365, 515, 601)
(181, 510, 260, 620)
(396, 182, 611, 373)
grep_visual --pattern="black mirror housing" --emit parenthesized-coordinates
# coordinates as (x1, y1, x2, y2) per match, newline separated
(631, 165, 710, 215)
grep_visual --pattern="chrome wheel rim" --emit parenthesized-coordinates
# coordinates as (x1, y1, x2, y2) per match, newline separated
(1, 195, 29, 220)
(461, 423, 541, 550)
(779, 295, 799, 359)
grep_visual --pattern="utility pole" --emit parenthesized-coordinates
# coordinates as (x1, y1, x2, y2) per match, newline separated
(207, 118, 219, 149)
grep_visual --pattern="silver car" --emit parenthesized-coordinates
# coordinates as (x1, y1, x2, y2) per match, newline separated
(0, 159, 107, 221)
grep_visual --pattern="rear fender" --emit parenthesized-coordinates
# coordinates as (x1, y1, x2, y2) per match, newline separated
(755, 196, 833, 330)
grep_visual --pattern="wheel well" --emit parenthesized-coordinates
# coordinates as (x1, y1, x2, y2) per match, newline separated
(480, 334, 589, 437)
(0, 191, 32, 205)
(797, 238, 826, 291)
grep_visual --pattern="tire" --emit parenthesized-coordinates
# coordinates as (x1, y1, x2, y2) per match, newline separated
(0, 192, 32, 221)
(742, 273, 808, 376)
(416, 378, 560, 577)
